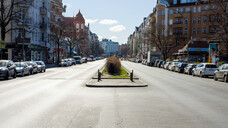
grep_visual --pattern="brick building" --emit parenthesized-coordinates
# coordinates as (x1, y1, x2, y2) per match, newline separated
(64, 11, 89, 56)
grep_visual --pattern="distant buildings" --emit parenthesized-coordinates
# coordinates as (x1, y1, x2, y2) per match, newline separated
(101, 39, 119, 57)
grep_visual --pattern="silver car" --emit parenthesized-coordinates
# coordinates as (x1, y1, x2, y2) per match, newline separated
(15, 62, 30, 77)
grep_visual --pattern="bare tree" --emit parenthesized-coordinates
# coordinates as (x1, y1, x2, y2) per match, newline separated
(209, 0, 228, 60)
(52, 21, 65, 64)
(0, 0, 33, 41)
(144, 24, 177, 60)
(64, 28, 77, 58)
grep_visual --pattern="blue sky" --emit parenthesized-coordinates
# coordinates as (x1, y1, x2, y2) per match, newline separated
(63, 0, 156, 44)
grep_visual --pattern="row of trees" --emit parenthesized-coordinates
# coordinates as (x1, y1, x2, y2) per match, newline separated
(142, 0, 228, 61)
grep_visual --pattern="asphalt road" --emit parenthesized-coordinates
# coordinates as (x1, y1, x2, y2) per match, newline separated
(0, 60, 228, 128)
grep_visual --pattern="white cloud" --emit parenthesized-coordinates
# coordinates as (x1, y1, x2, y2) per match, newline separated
(109, 25, 126, 32)
(110, 36, 118, 40)
(99, 19, 118, 25)
(98, 35, 103, 41)
(85, 19, 98, 24)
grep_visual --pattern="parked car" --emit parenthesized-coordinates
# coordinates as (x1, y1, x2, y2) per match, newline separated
(175, 63, 188, 73)
(164, 62, 171, 70)
(25, 61, 38, 74)
(136, 59, 142, 63)
(154, 59, 160, 67)
(74, 56, 83, 64)
(15, 62, 30, 76)
(160, 61, 166, 68)
(82, 57, 87, 63)
(184, 64, 197, 75)
(192, 63, 217, 77)
(59, 59, 68, 67)
(157, 60, 164, 68)
(0, 60, 17, 80)
(69, 58, 76, 65)
(36, 61, 46, 72)
(168, 62, 179, 71)
(87, 58, 93, 62)
(66, 59, 72, 66)
(214, 64, 228, 82)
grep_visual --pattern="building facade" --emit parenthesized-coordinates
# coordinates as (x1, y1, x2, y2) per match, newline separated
(101, 39, 119, 57)
(128, 0, 220, 62)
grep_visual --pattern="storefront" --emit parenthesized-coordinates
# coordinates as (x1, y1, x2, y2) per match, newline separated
(173, 41, 209, 62)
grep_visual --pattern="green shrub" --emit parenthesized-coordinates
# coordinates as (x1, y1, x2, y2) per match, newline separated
(106, 56, 121, 74)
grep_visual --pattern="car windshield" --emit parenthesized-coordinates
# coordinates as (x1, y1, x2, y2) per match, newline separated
(36, 62, 42, 65)
(0, 62, 7, 67)
(15, 63, 23, 67)
(75, 57, 80, 60)
(182, 64, 188, 67)
(27, 63, 32, 66)
(192, 65, 196, 68)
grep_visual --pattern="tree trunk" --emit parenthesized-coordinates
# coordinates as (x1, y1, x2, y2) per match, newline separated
(1, 27, 6, 41)
(57, 42, 60, 64)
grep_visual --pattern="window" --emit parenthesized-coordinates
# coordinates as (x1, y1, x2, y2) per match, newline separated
(193, 28, 196, 34)
(193, 17, 196, 24)
(180, 8, 183, 13)
(184, 18, 188, 24)
(198, 17, 201, 23)
(197, 28, 201, 34)
(173, 0, 177, 4)
(179, 18, 183, 24)
(184, 28, 188, 35)
(169, 9, 173, 15)
(186, 7, 190, 12)
(193, 7, 196, 13)
(162, 10, 165, 15)
(169, 19, 173, 25)
(198, 6, 201, 12)
(175, 19, 179, 24)
(204, 6, 209, 11)
(81, 24, 84, 29)
(176, 8, 179, 13)
(41, 33, 44, 41)
(203, 16, 208, 22)
(161, 20, 164, 26)
(169, 29, 173, 35)
(203, 27, 207, 34)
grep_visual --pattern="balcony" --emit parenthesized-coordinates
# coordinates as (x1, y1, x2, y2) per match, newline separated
(16, 18, 32, 26)
(16, 0, 31, 8)
(16, 38, 31, 44)
(40, 23, 47, 31)
(40, 7, 47, 15)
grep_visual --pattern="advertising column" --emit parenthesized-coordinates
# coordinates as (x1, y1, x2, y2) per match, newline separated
(209, 41, 220, 67)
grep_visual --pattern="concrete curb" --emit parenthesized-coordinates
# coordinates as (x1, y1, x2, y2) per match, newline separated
(86, 79, 148, 88)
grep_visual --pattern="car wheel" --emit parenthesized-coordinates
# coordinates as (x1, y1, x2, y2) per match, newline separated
(188, 71, 190, 75)
(31, 70, 33, 75)
(224, 75, 228, 83)
(28, 71, 30, 76)
(4, 72, 9, 80)
(13, 71, 16, 78)
(200, 72, 204, 78)
(44, 69, 46, 72)
(214, 75, 218, 81)
(192, 72, 195, 76)
(21, 71, 24, 77)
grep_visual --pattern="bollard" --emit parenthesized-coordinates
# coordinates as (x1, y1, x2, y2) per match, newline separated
(130, 70, 134, 82)
(98, 70, 101, 82)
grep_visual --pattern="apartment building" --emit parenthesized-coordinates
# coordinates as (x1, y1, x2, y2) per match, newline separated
(50, 0, 66, 63)
(128, 0, 219, 61)
(156, 0, 216, 61)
